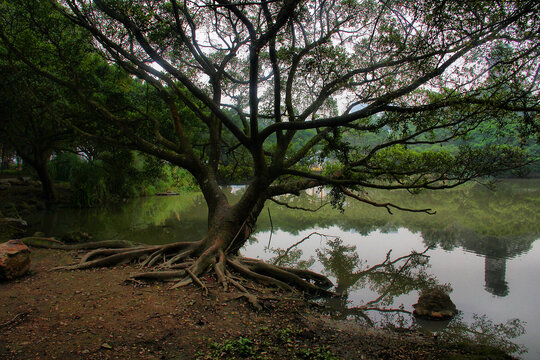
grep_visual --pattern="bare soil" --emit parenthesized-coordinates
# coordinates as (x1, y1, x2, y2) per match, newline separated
(0, 184, 516, 359)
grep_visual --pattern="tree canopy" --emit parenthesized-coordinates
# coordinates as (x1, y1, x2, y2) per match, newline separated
(1, 0, 539, 298)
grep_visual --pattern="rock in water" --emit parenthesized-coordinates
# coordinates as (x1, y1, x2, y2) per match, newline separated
(413, 288, 457, 320)
(0, 239, 31, 280)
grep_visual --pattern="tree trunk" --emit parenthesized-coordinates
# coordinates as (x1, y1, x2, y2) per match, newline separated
(13, 144, 57, 203)
(34, 155, 57, 203)
(193, 196, 265, 262)
(0, 143, 10, 170)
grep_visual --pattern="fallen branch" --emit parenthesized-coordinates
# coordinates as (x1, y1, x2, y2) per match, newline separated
(358, 307, 412, 315)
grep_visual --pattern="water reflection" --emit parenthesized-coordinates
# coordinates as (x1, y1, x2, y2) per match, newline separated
(423, 228, 537, 297)
(263, 230, 529, 356)
(438, 314, 526, 356)
(29, 193, 209, 244)
(485, 257, 509, 297)
(314, 238, 438, 325)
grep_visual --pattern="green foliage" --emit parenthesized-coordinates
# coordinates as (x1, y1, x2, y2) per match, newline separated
(49, 150, 196, 207)
(210, 337, 256, 359)
(0, 0, 134, 201)
(68, 159, 109, 208)
(138, 157, 199, 194)
(2, 0, 538, 214)
(277, 327, 337, 360)
(295, 346, 337, 360)
(278, 327, 301, 343)
(49, 153, 82, 182)
(201, 328, 339, 360)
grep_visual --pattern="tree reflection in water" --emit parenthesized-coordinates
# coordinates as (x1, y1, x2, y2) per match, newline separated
(422, 227, 536, 297)
(316, 238, 441, 324)
(268, 235, 441, 324)
(268, 237, 527, 356)
(438, 314, 526, 356)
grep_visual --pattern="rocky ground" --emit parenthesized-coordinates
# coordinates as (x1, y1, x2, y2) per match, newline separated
(0, 183, 517, 359)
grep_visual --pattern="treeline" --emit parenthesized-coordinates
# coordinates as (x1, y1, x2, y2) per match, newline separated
(0, 2, 201, 205)
(0, 54, 200, 205)
(340, 117, 540, 177)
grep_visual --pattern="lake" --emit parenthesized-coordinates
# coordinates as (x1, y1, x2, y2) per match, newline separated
(29, 179, 540, 359)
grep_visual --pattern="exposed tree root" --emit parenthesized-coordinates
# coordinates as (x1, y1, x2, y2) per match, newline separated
(22, 236, 338, 309)
(214, 250, 228, 291)
(169, 261, 194, 269)
(158, 249, 195, 269)
(240, 258, 336, 296)
(170, 276, 193, 289)
(80, 247, 147, 263)
(21, 237, 136, 250)
(228, 293, 263, 311)
(185, 268, 208, 296)
(53, 247, 159, 270)
(227, 257, 294, 292)
(243, 258, 334, 290)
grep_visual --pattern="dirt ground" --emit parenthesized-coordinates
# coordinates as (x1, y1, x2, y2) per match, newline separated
(0, 248, 517, 360)
(0, 183, 516, 359)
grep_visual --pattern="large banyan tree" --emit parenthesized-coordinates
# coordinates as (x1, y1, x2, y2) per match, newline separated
(1, 0, 539, 297)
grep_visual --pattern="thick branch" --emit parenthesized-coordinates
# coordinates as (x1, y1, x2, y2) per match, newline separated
(339, 186, 436, 215)
(269, 198, 328, 212)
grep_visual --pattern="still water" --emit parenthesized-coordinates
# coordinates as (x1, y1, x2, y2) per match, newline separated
(30, 179, 540, 358)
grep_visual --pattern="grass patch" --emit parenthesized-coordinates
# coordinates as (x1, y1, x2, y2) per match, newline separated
(198, 325, 339, 360)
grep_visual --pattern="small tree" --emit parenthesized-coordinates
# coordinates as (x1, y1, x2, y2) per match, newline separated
(2, 0, 539, 297)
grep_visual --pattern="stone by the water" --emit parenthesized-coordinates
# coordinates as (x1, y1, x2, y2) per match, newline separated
(0, 239, 31, 280)
(413, 288, 457, 320)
